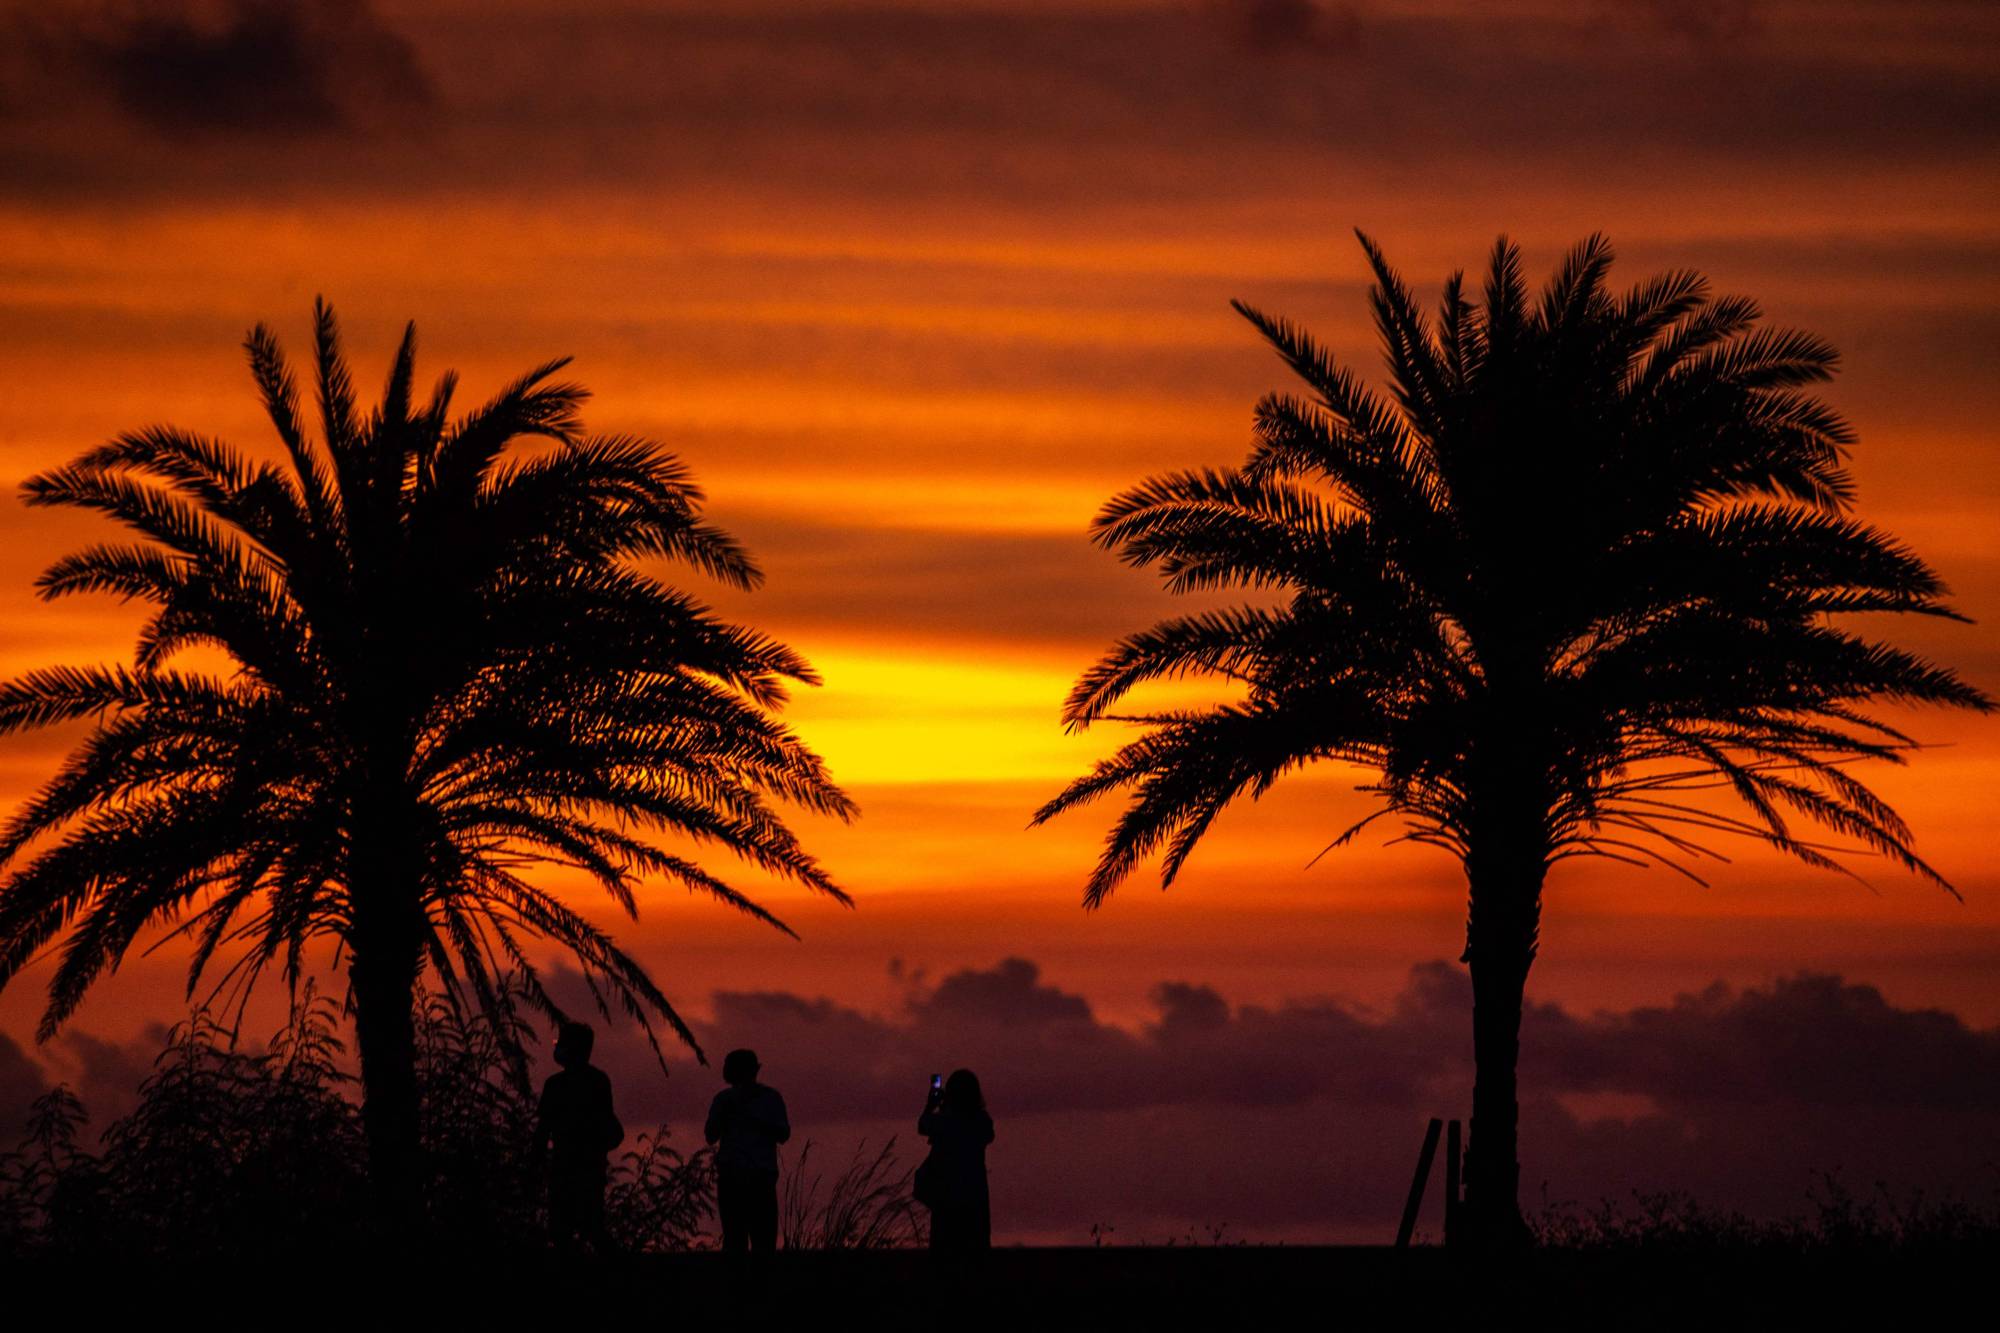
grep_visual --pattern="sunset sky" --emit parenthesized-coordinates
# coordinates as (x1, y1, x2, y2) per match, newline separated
(1, 0, 1996, 1242)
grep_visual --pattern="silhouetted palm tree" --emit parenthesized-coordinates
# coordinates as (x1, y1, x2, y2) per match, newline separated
(0, 302, 854, 1228)
(1035, 234, 1991, 1244)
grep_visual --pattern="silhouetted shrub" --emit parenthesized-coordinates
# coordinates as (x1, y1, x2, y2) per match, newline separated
(780, 1137, 927, 1249)
(99, 996, 368, 1253)
(0, 1086, 106, 1254)
(609, 1127, 716, 1253)
(0, 986, 717, 1257)
(1533, 1175, 2000, 1254)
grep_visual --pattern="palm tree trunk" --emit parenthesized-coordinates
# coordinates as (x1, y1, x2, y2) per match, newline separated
(350, 885, 425, 1237)
(1462, 836, 1545, 1249)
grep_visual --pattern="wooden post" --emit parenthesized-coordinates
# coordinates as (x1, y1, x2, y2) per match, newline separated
(1444, 1119, 1462, 1249)
(1395, 1117, 1444, 1248)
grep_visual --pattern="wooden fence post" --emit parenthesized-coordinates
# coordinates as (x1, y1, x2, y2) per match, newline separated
(1444, 1119, 1462, 1249)
(1395, 1117, 1444, 1248)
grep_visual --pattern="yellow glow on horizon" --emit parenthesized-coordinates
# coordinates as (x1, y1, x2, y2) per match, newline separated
(784, 646, 1118, 787)
(713, 473, 1109, 534)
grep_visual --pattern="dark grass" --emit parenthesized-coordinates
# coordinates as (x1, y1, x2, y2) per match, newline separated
(3, 1245, 1983, 1329)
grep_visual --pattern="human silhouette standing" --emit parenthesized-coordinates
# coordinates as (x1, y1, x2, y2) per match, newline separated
(537, 1021, 624, 1252)
(705, 1048, 790, 1252)
(917, 1068, 994, 1251)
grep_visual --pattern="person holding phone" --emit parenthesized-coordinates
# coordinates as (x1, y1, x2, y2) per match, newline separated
(916, 1068, 994, 1251)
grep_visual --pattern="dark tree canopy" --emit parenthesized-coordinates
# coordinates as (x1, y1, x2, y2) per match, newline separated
(1038, 232, 1989, 910)
(0, 301, 854, 1065)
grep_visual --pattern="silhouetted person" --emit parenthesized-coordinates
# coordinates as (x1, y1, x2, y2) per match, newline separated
(918, 1068, 993, 1251)
(537, 1021, 624, 1252)
(705, 1048, 790, 1252)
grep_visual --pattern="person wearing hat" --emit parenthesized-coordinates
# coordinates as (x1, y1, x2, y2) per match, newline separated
(704, 1047, 791, 1252)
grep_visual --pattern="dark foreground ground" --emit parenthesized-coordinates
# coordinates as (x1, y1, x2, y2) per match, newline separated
(13, 1245, 1983, 1329)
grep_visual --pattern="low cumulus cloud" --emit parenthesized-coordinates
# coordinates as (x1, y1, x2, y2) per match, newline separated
(0, 1032, 50, 1143)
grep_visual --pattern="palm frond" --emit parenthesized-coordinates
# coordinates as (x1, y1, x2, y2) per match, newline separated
(1041, 231, 1991, 906)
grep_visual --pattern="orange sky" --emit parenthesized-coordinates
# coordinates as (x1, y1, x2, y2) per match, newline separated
(1, 0, 1996, 1076)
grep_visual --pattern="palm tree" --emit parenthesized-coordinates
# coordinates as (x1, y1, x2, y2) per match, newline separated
(0, 302, 855, 1227)
(1034, 233, 1992, 1244)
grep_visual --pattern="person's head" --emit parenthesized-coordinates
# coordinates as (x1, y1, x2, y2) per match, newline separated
(942, 1068, 984, 1113)
(554, 1022, 595, 1069)
(722, 1048, 761, 1087)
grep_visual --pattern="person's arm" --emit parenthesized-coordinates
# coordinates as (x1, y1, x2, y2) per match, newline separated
(978, 1113, 994, 1147)
(535, 1079, 555, 1151)
(917, 1106, 939, 1138)
(704, 1090, 728, 1145)
(767, 1091, 791, 1146)
(597, 1069, 623, 1151)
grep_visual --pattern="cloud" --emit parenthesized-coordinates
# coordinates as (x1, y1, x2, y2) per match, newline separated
(0, 1031, 51, 1144)
(4, 1, 1994, 204)
(41, 1026, 164, 1125)
(671, 957, 1458, 1123)
(1631, 0, 1761, 46)
(7, 0, 432, 141)
(707, 519, 1194, 652)
(1224, 0, 1364, 54)
(1532, 972, 2000, 1113)
(921, 955, 1096, 1026)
